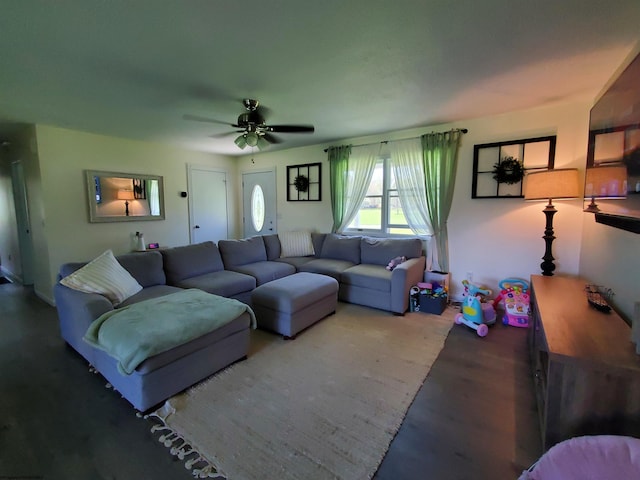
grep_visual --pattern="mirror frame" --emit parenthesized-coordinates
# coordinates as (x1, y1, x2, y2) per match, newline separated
(85, 170, 165, 223)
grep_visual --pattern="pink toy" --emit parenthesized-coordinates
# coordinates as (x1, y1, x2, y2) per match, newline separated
(386, 256, 406, 271)
(493, 278, 530, 328)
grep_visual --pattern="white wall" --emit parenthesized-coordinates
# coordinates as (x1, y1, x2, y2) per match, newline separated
(237, 101, 591, 301)
(579, 215, 639, 321)
(33, 125, 237, 303)
(236, 147, 333, 233)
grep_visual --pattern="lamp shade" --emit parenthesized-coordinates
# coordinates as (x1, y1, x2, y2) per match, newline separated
(245, 131, 259, 147)
(524, 168, 580, 201)
(117, 190, 135, 200)
(584, 165, 627, 198)
(234, 135, 247, 149)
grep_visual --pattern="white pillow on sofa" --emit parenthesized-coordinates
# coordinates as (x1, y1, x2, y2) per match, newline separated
(60, 249, 142, 306)
(278, 231, 315, 258)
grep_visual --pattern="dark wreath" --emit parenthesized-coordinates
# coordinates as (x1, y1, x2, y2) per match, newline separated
(293, 174, 310, 192)
(492, 156, 525, 184)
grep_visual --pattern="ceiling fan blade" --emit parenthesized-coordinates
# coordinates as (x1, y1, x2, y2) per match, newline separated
(262, 132, 284, 144)
(183, 114, 231, 126)
(209, 131, 241, 138)
(265, 124, 315, 133)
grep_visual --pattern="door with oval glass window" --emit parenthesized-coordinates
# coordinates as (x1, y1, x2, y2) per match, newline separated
(242, 170, 277, 238)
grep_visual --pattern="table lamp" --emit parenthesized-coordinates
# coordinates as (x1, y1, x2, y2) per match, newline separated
(117, 189, 135, 216)
(523, 168, 580, 276)
(583, 165, 628, 212)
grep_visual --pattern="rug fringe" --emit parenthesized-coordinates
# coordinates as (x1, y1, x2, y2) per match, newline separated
(144, 401, 225, 479)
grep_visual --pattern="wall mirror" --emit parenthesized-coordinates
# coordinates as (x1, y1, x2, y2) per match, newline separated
(585, 50, 640, 233)
(85, 170, 165, 223)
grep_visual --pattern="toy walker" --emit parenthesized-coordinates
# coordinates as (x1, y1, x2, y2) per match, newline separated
(492, 278, 530, 328)
(454, 280, 496, 337)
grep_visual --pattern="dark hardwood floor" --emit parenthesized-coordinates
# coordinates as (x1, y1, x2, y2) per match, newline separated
(0, 283, 541, 480)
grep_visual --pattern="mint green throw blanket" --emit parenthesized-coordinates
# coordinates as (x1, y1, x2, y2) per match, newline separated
(84, 289, 256, 375)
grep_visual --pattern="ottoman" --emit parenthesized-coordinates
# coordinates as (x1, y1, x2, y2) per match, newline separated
(251, 272, 339, 338)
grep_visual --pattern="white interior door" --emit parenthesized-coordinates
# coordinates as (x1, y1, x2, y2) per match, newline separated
(11, 160, 34, 285)
(188, 166, 228, 244)
(243, 170, 276, 238)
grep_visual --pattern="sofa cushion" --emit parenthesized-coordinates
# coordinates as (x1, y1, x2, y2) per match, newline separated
(172, 270, 256, 298)
(360, 237, 423, 266)
(274, 256, 315, 269)
(219, 236, 267, 268)
(278, 231, 315, 257)
(119, 284, 184, 307)
(262, 234, 281, 260)
(60, 249, 143, 306)
(298, 258, 355, 281)
(311, 233, 326, 258)
(115, 251, 167, 287)
(161, 242, 224, 284)
(229, 261, 296, 286)
(341, 264, 391, 292)
(320, 234, 361, 263)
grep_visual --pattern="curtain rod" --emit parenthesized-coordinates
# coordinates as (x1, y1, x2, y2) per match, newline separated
(323, 128, 468, 152)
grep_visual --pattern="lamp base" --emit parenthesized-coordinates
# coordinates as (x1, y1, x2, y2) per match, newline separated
(540, 201, 557, 276)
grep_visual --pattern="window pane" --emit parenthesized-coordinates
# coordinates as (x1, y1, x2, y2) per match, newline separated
(388, 191, 408, 226)
(389, 167, 397, 189)
(348, 195, 381, 230)
(389, 226, 414, 235)
(251, 185, 265, 232)
(366, 163, 384, 195)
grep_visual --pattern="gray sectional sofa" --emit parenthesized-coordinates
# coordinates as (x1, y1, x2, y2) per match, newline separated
(54, 251, 253, 412)
(54, 232, 426, 411)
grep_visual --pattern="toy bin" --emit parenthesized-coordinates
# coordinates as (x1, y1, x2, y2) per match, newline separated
(419, 294, 447, 315)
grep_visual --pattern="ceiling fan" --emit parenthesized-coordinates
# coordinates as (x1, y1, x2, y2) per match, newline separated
(183, 98, 315, 150)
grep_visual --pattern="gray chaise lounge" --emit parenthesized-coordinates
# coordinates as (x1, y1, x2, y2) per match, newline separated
(54, 251, 252, 412)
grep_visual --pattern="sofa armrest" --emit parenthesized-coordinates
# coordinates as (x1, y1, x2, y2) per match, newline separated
(54, 283, 113, 359)
(389, 256, 426, 314)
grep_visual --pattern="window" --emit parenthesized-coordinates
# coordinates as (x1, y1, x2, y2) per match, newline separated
(346, 158, 412, 235)
(251, 185, 265, 232)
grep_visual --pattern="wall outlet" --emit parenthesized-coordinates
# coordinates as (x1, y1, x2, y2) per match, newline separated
(466, 271, 473, 282)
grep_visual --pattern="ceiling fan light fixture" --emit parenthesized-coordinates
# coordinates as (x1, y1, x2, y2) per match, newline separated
(257, 136, 269, 150)
(234, 135, 247, 149)
(245, 131, 259, 147)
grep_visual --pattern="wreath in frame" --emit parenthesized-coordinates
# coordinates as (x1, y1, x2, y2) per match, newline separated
(492, 156, 525, 184)
(293, 174, 310, 192)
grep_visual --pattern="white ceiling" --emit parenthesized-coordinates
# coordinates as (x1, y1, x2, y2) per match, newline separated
(1, 1, 639, 156)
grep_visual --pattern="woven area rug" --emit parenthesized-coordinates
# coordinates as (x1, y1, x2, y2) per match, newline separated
(147, 303, 454, 479)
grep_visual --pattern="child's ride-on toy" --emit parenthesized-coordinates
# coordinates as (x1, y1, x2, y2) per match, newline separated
(493, 278, 530, 328)
(454, 280, 496, 337)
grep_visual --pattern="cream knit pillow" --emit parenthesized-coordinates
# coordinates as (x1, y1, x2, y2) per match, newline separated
(278, 231, 315, 258)
(60, 250, 142, 306)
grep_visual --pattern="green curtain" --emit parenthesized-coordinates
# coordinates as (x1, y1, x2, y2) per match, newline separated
(328, 145, 351, 233)
(421, 130, 462, 272)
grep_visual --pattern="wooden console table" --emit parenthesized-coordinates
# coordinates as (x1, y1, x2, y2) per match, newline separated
(529, 274, 640, 451)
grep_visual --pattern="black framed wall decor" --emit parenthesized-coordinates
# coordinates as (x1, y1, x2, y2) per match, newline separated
(472, 136, 556, 198)
(287, 162, 321, 201)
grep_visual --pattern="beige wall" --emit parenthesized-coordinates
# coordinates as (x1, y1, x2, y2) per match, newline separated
(12, 102, 639, 320)
(33, 125, 237, 303)
(579, 216, 639, 321)
(237, 101, 595, 302)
